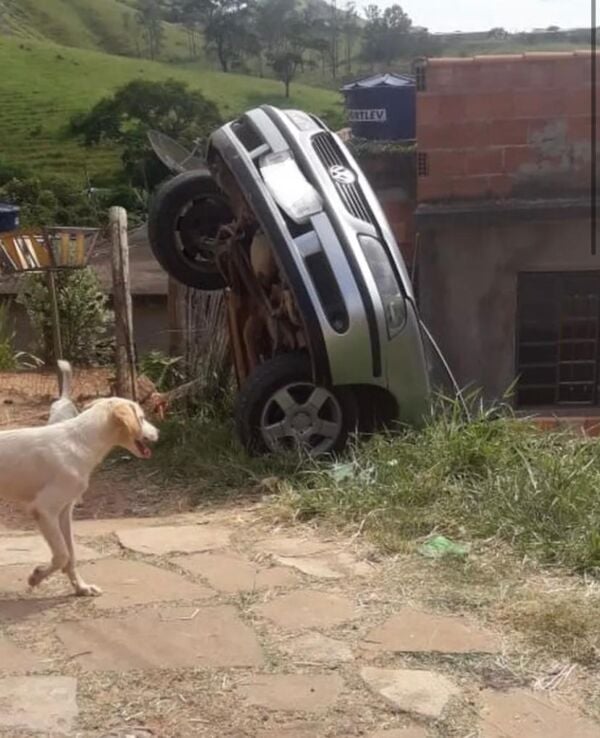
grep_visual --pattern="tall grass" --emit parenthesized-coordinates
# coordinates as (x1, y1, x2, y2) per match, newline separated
(149, 397, 600, 573)
(281, 400, 600, 572)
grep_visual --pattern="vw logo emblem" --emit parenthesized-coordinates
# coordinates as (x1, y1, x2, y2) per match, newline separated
(329, 165, 356, 185)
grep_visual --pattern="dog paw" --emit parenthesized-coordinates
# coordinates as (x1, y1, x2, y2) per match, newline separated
(28, 566, 47, 588)
(75, 583, 102, 597)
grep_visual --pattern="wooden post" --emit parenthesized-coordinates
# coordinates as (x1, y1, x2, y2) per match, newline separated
(167, 277, 184, 357)
(46, 270, 63, 364)
(110, 207, 137, 399)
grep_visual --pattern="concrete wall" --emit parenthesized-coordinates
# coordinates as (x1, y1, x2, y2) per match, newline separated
(417, 52, 596, 203)
(418, 217, 594, 401)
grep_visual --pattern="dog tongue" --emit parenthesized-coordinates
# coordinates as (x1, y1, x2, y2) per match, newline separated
(136, 441, 152, 459)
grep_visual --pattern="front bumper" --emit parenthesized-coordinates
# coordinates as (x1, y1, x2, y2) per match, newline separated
(208, 106, 431, 425)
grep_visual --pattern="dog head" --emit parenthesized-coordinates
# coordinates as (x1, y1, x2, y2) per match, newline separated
(110, 398, 159, 459)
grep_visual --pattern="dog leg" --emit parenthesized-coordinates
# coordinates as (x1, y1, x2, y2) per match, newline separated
(58, 503, 101, 597)
(28, 508, 70, 589)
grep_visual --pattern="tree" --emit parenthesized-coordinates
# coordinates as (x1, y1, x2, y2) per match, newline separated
(488, 27, 509, 40)
(202, 0, 257, 72)
(70, 79, 222, 189)
(361, 3, 413, 66)
(269, 50, 303, 97)
(260, 1, 313, 96)
(169, 0, 204, 58)
(341, 2, 360, 74)
(135, 0, 165, 60)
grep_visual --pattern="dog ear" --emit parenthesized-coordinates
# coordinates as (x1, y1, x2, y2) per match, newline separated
(112, 402, 140, 436)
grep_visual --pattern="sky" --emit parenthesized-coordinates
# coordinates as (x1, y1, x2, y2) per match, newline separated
(372, 0, 593, 33)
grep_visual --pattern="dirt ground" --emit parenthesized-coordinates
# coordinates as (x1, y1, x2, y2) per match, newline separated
(1, 378, 599, 738)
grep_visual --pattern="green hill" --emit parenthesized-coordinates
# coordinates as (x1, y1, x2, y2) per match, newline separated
(0, 0, 191, 59)
(0, 36, 340, 183)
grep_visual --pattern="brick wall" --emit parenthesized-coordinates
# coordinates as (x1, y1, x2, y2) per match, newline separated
(417, 52, 597, 202)
(357, 150, 416, 266)
(381, 198, 416, 265)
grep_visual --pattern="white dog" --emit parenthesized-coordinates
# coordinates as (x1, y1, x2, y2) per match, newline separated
(0, 397, 158, 596)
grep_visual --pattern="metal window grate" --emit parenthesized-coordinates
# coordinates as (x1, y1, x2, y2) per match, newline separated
(311, 132, 373, 224)
(417, 152, 429, 177)
(516, 272, 600, 407)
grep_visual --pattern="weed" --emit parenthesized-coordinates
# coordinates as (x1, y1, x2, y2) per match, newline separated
(148, 410, 299, 499)
(503, 593, 600, 665)
(144, 394, 600, 573)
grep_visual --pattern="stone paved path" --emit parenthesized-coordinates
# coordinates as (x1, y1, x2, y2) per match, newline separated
(0, 510, 598, 738)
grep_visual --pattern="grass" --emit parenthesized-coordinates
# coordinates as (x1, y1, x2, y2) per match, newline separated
(0, 36, 341, 182)
(0, 0, 192, 59)
(147, 398, 600, 574)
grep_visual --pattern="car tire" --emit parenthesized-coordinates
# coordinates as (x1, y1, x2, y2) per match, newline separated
(148, 170, 232, 291)
(235, 352, 358, 456)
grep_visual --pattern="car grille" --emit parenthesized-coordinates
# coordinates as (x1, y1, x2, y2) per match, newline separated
(311, 132, 373, 224)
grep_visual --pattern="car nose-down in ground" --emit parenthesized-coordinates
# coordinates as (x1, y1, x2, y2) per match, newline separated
(149, 105, 434, 455)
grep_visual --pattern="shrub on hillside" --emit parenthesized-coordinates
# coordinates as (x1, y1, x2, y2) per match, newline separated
(70, 79, 222, 189)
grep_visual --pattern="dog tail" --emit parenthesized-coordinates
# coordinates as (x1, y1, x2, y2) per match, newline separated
(57, 360, 72, 400)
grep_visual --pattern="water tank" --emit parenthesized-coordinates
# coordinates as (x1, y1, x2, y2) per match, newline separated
(0, 203, 19, 233)
(342, 73, 416, 141)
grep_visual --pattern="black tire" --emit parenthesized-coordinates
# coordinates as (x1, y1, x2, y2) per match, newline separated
(235, 352, 358, 456)
(148, 170, 233, 290)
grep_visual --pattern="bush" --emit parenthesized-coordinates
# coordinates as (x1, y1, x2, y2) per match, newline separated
(138, 350, 184, 392)
(17, 268, 114, 365)
(0, 300, 16, 370)
(0, 159, 26, 188)
(0, 175, 100, 227)
(70, 79, 222, 190)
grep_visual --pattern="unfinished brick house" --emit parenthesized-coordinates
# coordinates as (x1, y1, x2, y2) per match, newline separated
(415, 51, 598, 411)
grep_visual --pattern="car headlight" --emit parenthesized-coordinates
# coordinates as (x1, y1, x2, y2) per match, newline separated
(259, 151, 323, 224)
(358, 234, 406, 338)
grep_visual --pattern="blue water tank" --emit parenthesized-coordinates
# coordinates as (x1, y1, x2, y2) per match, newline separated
(0, 203, 19, 233)
(342, 73, 416, 141)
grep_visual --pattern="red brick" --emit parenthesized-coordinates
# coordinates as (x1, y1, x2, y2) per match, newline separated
(428, 149, 466, 177)
(517, 59, 581, 89)
(488, 174, 514, 199)
(425, 67, 454, 93)
(503, 145, 538, 173)
(418, 177, 453, 202)
(488, 119, 530, 146)
(417, 95, 441, 126)
(388, 221, 408, 242)
(533, 418, 559, 432)
(465, 92, 515, 121)
(564, 89, 591, 116)
(417, 124, 448, 148)
(584, 419, 600, 437)
(568, 116, 594, 141)
(451, 176, 489, 199)
(381, 199, 413, 222)
(438, 94, 469, 119)
(513, 89, 566, 117)
(444, 122, 490, 148)
(465, 148, 504, 176)
(398, 241, 415, 265)
(418, 121, 491, 149)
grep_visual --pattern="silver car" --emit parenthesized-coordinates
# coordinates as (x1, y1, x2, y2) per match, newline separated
(149, 105, 433, 454)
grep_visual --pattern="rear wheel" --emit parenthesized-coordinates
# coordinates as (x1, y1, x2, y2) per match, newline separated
(235, 352, 358, 456)
(148, 170, 232, 291)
